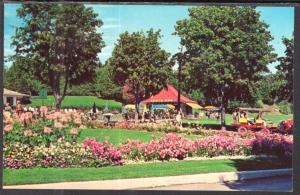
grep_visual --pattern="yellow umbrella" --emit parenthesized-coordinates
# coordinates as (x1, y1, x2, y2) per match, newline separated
(167, 104, 175, 109)
(186, 103, 202, 109)
(124, 104, 135, 110)
(204, 105, 215, 110)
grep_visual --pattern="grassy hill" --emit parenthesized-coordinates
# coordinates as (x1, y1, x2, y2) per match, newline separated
(29, 96, 122, 111)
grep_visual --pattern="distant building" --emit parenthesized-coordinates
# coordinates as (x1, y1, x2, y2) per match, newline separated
(141, 84, 202, 116)
(3, 88, 30, 106)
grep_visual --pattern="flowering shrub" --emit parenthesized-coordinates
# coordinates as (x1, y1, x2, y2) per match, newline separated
(3, 141, 110, 169)
(83, 138, 124, 165)
(194, 136, 252, 157)
(119, 132, 292, 162)
(251, 132, 293, 160)
(3, 109, 88, 147)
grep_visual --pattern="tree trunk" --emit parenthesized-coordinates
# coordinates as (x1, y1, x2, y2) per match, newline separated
(177, 63, 181, 112)
(134, 82, 140, 123)
(52, 74, 68, 111)
(53, 90, 62, 110)
(177, 46, 184, 112)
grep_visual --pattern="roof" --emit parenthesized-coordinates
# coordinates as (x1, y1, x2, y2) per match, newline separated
(3, 88, 30, 97)
(141, 84, 196, 104)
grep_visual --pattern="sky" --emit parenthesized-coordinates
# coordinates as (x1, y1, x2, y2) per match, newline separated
(3, 4, 294, 72)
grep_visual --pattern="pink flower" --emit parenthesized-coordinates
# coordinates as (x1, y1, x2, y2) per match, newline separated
(79, 125, 86, 129)
(74, 118, 82, 125)
(70, 128, 78, 135)
(54, 121, 64, 129)
(43, 126, 52, 134)
(24, 129, 33, 137)
(40, 106, 48, 114)
(4, 124, 13, 132)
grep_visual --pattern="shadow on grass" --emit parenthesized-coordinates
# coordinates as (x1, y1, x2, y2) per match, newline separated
(183, 123, 237, 131)
(227, 157, 292, 172)
(221, 157, 292, 192)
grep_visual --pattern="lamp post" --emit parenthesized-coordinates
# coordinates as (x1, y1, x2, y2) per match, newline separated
(177, 46, 185, 112)
(220, 86, 225, 126)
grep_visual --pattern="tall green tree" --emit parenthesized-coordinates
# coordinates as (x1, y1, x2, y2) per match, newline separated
(12, 4, 105, 109)
(276, 36, 294, 102)
(254, 73, 284, 105)
(174, 6, 277, 107)
(4, 56, 47, 95)
(94, 65, 122, 101)
(108, 29, 173, 114)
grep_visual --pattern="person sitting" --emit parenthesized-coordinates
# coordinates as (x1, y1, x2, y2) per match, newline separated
(255, 111, 266, 126)
(239, 112, 248, 124)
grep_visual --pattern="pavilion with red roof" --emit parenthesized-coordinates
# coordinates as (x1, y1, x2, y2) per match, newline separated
(141, 84, 202, 115)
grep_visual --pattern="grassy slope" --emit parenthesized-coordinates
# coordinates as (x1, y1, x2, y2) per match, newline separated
(3, 157, 291, 185)
(78, 128, 201, 146)
(29, 96, 122, 110)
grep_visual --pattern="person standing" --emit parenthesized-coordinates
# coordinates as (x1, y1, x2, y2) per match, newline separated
(15, 100, 23, 116)
(176, 111, 182, 128)
(4, 102, 12, 112)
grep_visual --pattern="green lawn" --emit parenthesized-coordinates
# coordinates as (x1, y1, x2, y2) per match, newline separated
(183, 114, 293, 126)
(78, 128, 201, 146)
(3, 157, 291, 186)
(29, 96, 122, 110)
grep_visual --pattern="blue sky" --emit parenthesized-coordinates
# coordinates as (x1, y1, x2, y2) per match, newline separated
(4, 4, 294, 72)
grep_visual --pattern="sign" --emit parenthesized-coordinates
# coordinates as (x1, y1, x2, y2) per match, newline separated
(39, 89, 47, 99)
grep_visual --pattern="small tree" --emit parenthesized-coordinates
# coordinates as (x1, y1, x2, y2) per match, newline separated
(109, 29, 173, 114)
(12, 4, 105, 109)
(94, 65, 122, 101)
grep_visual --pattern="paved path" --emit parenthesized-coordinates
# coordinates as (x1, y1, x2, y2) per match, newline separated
(4, 169, 292, 191)
(139, 175, 292, 192)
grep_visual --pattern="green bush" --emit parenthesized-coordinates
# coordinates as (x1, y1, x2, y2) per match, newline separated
(255, 100, 264, 108)
(278, 101, 293, 115)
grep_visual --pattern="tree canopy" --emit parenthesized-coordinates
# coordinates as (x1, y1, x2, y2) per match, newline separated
(12, 4, 105, 108)
(4, 56, 47, 95)
(108, 29, 173, 113)
(276, 36, 294, 102)
(174, 6, 277, 107)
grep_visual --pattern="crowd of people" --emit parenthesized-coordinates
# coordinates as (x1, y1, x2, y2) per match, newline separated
(123, 108, 184, 127)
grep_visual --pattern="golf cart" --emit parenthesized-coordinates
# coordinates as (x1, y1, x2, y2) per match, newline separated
(231, 107, 275, 133)
(231, 107, 294, 134)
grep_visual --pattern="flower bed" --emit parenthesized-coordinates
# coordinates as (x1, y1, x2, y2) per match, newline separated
(3, 109, 293, 169)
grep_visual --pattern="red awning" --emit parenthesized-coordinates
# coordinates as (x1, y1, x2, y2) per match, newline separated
(141, 84, 196, 104)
